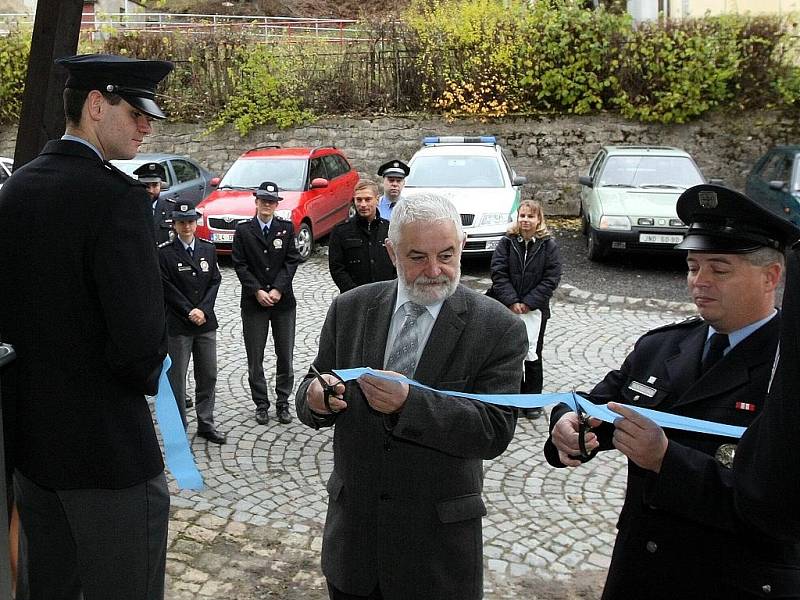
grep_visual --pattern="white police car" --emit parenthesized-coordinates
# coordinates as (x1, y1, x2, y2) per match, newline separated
(404, 136, 526, 254)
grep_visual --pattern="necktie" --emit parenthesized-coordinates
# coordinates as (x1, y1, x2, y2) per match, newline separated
(702, 332, 729, 373)
(263, 225, 270, 239)
(386, 302, 427, 377)
(187, 246, 194, 259)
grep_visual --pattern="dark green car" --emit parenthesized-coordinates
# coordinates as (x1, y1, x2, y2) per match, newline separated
(745, 145, 800, 226)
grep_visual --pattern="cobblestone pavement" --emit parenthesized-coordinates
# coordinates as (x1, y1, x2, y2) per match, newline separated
(163, 254, 696, 600)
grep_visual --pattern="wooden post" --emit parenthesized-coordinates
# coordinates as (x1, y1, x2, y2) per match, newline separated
(0, 344, 16, 599)
(12, 0, 84, 170)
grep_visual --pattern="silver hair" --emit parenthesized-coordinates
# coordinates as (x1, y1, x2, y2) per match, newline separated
(387, 193, 465, 245)
(742, 246, 785, 268)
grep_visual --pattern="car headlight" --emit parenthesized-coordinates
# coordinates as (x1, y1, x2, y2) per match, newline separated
(479, 212, 509, 226)
(275, 209, 292, 220)
(196, 216, 204, 227)
(598, 216, 631, 230)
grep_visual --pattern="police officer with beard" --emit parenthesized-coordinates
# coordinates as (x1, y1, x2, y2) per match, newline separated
(328, 179, 395, 293)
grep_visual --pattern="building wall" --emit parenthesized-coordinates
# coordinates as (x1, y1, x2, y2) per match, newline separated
(2, 110, 798, 215)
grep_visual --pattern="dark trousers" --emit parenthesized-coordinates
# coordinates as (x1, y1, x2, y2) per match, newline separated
(242, 305, 296, 409)
(521, 317, 548, 394)
(14, 470, 169, 600)
(327, 581, 384, 600)
(167, 330, 218, 432)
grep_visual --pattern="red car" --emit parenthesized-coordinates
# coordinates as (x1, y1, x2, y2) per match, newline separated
(196, 146, 358, 260)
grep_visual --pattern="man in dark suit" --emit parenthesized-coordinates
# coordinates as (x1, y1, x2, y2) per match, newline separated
(327, 178, 395, 293)
(0, 54, 172, 599)
(159, 203, 225, 445)
(233, 181, 301, 425)
(134, 160, 174, 244)
(544, 184, 800, 598)
(296, 193, 527, 600)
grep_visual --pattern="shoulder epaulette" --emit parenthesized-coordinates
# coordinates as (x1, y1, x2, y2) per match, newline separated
(274, 215, 289, 223)
(643, 315, 703, 337)
(197, 237, 213, 245)
(157, 240, 172, 248)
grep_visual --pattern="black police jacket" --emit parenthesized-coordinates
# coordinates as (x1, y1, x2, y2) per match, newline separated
(0, 140, 167, 489)
(152, 196, 174, 244)
(544, 315, 800, 598)
(327, 212, 395, 293)
(487, 234, 562, 319)
(232, 216, 300, 311)
(159, 237, 221, 336)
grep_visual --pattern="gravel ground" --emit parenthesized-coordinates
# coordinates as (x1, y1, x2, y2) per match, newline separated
(462, 218, 691, 304)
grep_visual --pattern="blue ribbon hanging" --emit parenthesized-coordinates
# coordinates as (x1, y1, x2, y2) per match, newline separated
(333, 367, 746, 439)
(154, 355, 204, 490)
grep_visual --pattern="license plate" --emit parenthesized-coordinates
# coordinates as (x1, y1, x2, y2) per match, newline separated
(212, 232, 235, 243)
(639, 233, 683, 244)
(485, 240, 500, 250)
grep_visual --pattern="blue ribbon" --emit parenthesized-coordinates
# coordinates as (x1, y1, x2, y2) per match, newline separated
(155, 355, 204, 490)
(334, 367, 746, 439)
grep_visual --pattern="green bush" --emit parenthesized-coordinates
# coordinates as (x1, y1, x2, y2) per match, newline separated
(0, 27, 31, 123)
(208, 44, 315, 135)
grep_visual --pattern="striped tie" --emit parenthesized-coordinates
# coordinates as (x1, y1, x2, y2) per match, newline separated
(386, 302, 426, 377)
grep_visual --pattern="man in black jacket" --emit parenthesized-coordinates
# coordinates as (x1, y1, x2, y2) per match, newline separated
(0, 54, 172, 599)
(328, 179, 395, 293)
(233, 181, 301, 425)
(545, 185, 800, 598)
(134, 160, 173, 244)
(159, 203, 225, 444)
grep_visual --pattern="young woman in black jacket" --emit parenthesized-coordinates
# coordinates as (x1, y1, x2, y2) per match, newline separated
(488, 200, 563, 417)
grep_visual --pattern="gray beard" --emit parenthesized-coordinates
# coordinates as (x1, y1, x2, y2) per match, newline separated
(396, 262, 460, 306)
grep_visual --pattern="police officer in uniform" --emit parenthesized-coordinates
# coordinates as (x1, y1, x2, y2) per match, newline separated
(328, 178, 395, 293)
(134, 161, 174, 244)
(544, 184, 800, 599)
(233, 181, 301, 425)
(0, 54, 172, 599)
(159, 203, 226, 445)
(376, 159, 409, 221)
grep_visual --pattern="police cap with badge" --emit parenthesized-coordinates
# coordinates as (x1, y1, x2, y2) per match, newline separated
(171, 203, 202, 221)
(254, 181, 283, 203)
(675, 184, 800, 254)
(377, 160, 410, 179)
(133, 162, 167, 184)
(55, 53, 174, 119)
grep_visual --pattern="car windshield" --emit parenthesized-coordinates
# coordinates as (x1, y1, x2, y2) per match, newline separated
(219, 158, 306, 191)
(599, 155, 704, 189)
(406, 155, 505, 188)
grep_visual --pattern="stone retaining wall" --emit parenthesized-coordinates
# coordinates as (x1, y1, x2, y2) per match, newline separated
(2, 109, 797, 215)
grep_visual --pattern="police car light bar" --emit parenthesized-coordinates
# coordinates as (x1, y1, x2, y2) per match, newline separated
(423, 136, 497, 145)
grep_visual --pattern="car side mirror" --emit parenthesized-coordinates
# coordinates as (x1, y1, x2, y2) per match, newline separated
(512, 175, 527, 186)
(708, 178, 725, 185)
(769, 180, 786, 191)
(159, 182, 171, 192)
(210, 177, 220, 187)
(578, 175, 594, 188)
(311, 177, 329, 189)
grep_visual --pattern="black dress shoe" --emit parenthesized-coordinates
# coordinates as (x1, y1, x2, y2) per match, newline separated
(198, 429, 227, 445)
(255, 407, 269, 425)
(276, 405, 293, 424)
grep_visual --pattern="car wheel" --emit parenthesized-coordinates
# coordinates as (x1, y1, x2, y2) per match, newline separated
(295, 222, 313, 262)
(587, 230, 607, 262)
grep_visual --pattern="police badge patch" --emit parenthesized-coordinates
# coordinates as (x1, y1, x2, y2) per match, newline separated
(200, 258, 209, 272)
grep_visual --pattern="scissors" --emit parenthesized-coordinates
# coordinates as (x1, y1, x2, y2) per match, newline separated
(571, 392, 597, 460)
(310, 365, 345, 414)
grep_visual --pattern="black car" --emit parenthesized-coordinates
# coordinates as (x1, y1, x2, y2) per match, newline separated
(745, 145, 800, 226)
(111, 153, 216, 206)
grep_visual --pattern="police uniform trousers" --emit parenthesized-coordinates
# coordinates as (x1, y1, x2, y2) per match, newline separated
(242, 305, 295, 410)
(14, 470, 169, 600)
(167, 330, 217, 432)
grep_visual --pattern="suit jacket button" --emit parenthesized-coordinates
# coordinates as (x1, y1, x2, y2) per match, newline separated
(645, 541, 657, 553)
(762, 585, 772, 594)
